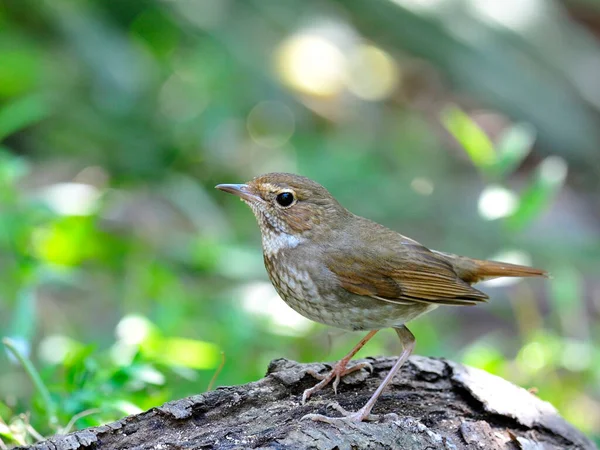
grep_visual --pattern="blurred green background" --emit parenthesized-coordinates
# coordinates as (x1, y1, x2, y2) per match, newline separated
(1, 0, 599, 446)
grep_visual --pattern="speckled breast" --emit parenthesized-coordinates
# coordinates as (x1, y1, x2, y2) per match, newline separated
(263, 251, 437, 332)
(263, 252, 331, 326)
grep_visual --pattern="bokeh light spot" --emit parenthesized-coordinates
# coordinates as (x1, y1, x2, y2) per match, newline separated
(38, 182, 101, 216)
(246, 101, 295, 148)
(469, 0, 544, 32)
(241, 282, 313, 336)
(478, 185, 518, 220)
(111, 400, 143, 416)
(276, 34, 346, 97)
(39, 335, 78, 364)
(517, 341, 550, 374)
(410, 177, 435, 196)
(116, 315, 153, 345)
(159, 73, 208, 121)
(158, 338, 220, 370)
(539, 156, 568, 185)
(345, 45, 399, 101)
(561, 339, 592, 372)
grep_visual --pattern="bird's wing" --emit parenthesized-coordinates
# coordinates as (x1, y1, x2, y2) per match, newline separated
(326, 242, 489, 306)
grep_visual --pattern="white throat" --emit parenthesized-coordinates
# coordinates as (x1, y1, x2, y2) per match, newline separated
(262, 230, 303, 256)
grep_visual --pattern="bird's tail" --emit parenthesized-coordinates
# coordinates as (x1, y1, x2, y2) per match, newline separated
(436, 252, 548, 284)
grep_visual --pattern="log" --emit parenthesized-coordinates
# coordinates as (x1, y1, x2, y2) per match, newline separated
(19, 356, 595, 449)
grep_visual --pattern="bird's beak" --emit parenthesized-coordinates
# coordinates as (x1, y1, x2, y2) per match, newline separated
(215, 183, 261, 203)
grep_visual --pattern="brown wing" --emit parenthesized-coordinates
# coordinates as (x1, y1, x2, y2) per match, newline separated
(326, 242, 488, 306)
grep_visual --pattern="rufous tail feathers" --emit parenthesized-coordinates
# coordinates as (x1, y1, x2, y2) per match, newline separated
(440, 253, 548, 284)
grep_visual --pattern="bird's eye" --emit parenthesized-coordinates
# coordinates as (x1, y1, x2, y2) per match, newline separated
(275, 192, 295, 207)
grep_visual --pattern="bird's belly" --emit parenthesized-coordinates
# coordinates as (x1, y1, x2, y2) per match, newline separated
(265, 260, 436, 331)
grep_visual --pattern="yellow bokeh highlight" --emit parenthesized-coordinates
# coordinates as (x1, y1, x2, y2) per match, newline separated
(31, 217, 97, 266)
(275, 34, 346, 97)
(345, 45, 399, 101)
(143, 336, 220, 370)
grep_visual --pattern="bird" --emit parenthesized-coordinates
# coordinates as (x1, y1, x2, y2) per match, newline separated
(216, 172, 547, 423)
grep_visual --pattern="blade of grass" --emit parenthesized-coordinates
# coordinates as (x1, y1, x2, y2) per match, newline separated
(2, 338, 58, 429)
(207, 351, 225, 391)
(441, 104, 496, 174)
(60, 408, 100, 435)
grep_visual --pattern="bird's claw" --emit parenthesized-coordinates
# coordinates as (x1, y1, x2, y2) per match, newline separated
(302, 360, 373, 404)
(305, 368, 327, 381)
(355, 361, 373, 374)
(301, 402, 380, 423)
(302, 376, 331, 404)
(332, 375, 342, 395)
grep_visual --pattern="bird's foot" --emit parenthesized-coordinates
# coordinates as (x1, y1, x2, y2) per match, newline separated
(301, 402, 379, 423)
(302, 360, 373, 404)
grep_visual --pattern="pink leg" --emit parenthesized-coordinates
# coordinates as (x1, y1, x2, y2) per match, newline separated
(302, 330, 379, 404)
(303, 325, 416, 423)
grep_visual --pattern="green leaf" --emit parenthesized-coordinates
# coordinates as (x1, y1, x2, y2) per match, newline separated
(441, 105, 496, 172)
(142, 337, 220, 370)
(493, 123, 536, 178)
(506, 156, 568, 230)
(63, 344, 97, 391)
(0, 95, 50, 142)
(0, 400, 11, 420)
(0, 421, 12, 439)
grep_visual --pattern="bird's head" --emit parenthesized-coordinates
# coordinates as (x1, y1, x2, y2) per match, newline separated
(216, 173, 350, 238)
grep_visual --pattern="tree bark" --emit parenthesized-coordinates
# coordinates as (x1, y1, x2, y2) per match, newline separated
(20, 356, 595, 450)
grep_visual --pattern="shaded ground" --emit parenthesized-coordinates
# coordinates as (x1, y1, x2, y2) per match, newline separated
(20, 356, 595, 449)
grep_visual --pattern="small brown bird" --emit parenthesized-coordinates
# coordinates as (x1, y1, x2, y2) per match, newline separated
(216, 173, 547, 423)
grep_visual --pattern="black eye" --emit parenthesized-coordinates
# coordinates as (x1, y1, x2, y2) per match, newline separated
(276, 192, 295, 207)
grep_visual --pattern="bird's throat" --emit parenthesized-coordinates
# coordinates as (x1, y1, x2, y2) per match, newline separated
(262, 230, 304, 257)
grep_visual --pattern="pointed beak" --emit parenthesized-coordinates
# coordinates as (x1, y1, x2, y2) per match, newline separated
(215, 183, 261, 203)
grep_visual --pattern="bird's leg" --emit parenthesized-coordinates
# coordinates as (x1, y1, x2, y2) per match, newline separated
(302, 330, 378, 404)
(303, 325, 415, 423)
